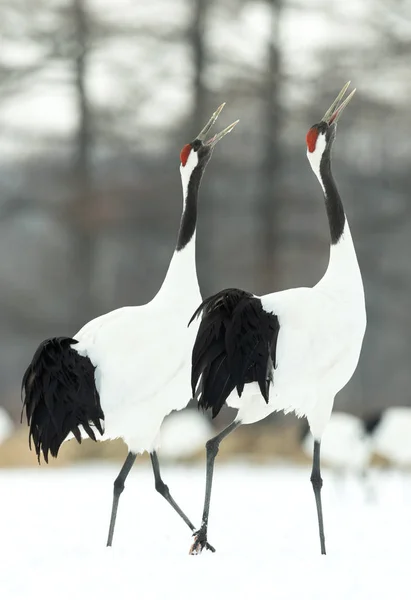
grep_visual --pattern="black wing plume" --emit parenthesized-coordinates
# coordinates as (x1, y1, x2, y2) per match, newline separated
(21, 337, 104, 463)
(190, 288, 280, 419)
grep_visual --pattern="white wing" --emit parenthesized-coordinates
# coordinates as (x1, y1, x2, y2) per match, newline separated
(75, 304, 198, 412)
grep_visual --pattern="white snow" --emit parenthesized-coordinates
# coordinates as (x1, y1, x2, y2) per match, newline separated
(302, 412, 371, 473)
(159, 410, 213, 459)
(372, 407, 411, 466)
(0, 407, 14, 444)
(1, 462, 410, 599)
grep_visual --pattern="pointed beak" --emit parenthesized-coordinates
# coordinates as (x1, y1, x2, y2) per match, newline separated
(321, 82, 356, 125)
(205, 119, 239, 147)
(196, 103, 239, 147)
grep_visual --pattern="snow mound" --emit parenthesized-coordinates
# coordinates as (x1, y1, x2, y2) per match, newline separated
(0, 407, 14, 444)
(302, 412, 371, 472)
(159, 410, 213, 459)
(372, 407, 411, 466)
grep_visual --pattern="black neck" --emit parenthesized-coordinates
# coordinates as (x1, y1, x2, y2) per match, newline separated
(176, 165, 204, 251)
(319, 151, 346, 245)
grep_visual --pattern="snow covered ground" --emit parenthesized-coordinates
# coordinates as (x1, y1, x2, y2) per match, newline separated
(1, 462, 410, 599)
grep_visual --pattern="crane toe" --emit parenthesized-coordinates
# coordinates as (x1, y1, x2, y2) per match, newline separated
(189, 530, 215, 555)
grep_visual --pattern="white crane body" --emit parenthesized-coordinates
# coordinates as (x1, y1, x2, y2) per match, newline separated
(227, 226, 366, 439)
(22, 105, 238, 550)
(189, 83, 366, 556)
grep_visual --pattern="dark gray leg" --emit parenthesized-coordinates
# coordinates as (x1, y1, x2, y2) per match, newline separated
(150, 450, 215, 551)
(311, 440, 326, 555)
(106, 451, 137, 547)
(189, 420, 240, 555)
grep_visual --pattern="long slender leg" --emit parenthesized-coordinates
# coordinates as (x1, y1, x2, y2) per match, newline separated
(189, 420, 240, 555)
(310, 440, 326, 555)
(106, 451, 137, 547)
(150, 451, 215, 552)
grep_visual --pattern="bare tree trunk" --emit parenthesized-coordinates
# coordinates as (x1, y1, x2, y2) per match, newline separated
(71, 0, 95, 324)
(257, 0, 282, 291)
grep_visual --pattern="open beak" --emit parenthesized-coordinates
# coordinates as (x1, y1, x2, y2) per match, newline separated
(196, 103, 239, 147)
(322, 82, 356, 125)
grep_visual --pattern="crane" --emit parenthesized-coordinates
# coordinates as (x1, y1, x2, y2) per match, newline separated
(189, 83, 366, 556)
(22, 104, 238, 550)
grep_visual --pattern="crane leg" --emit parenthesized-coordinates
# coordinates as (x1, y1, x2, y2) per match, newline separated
(189, 420, 240, 555)
(150, 451, 215, 551)
(106, 451, 137, 547)
(310, 440, 326, 555)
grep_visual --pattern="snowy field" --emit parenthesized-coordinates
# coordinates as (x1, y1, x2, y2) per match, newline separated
(1, 462, 410, 600)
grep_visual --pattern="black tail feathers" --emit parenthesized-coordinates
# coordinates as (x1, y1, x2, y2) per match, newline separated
(22, 337, 104, 463)
(190, 288, 280, 419)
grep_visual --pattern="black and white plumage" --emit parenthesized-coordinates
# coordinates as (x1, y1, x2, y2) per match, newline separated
(21, 105, 238, 549)
(190, 289, 279, 418)
(189, 83, 366, 556)
(22, 337, 103, 462)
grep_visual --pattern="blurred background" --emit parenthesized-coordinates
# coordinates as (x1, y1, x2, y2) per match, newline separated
(0, 0, 410, 469)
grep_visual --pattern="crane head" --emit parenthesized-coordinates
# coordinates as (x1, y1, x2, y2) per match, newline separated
(306, 82, 355, 158)
(180, 103, 238, 173)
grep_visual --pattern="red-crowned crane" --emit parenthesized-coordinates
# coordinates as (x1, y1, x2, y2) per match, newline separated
(188, 83, 366, 556)
(22, 104, 238, 550)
